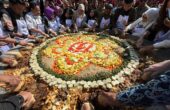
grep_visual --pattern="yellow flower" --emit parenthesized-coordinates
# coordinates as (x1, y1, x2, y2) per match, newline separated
(42, 34, 123, 74)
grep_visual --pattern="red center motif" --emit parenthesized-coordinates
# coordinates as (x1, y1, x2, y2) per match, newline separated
(68, 42, 94, 53)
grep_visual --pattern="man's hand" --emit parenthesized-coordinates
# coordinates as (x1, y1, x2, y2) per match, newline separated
(42, 33, 50, 38)
(50, 31, 57, 36)
(139, 45, 154, 54)
(0, 74, 20, 88)
(144, 61, 170, 76)
(19, 40, 28, 46)
(28, 35, 35, 39)
(19, 91, 35, 109)
(1, 57, 14, 65)
(41, 32, 49, 38)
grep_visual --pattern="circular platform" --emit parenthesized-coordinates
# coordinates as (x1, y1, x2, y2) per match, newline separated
(30, 33, 139, 89)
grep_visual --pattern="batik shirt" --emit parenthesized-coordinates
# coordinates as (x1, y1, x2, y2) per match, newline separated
(117, 71, 170, 106)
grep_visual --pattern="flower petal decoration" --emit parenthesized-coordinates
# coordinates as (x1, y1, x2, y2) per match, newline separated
(30, 33, 139, 89)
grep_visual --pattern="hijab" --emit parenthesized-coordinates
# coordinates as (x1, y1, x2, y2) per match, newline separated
(44, 6, 54, 20)
(52, 6, 63, 16)
(75, 4, 86, 18)
(141, 8, 159, 27)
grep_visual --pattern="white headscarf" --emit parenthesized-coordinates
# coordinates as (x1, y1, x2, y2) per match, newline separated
(78, 4, 85, 11)
(142, 8, 160, 25)
(126, 8, 160, 37)
(76, 4, 86, 17)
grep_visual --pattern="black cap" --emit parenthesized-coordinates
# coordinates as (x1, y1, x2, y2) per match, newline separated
(105, 3, 113, 10)
(9, 0, 28, 4)
(124, 0, 134, 4)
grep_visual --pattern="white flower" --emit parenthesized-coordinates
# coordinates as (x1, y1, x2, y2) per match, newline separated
(106, 83, 112, 89)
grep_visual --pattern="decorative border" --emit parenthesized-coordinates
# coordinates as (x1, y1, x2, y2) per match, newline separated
(30, 33, 139, 89)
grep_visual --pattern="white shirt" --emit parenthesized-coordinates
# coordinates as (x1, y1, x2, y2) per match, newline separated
(0, 21, 8, 38)
(0, 21, 4, 38)
(116, 15, 129, 30)
(76, 17, 83, 28)
(16, 17, 29, 35)
(100, 17, 110, 29)
(48, 17, 61, 32)
(88, 19, 96, 28)
(65, 19, 73, 28)
(25, 12, 45, 35)
(0, 21, 12, 52)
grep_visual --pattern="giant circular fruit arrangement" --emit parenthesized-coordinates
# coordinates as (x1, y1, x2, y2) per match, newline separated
(30, 33, 139, 89)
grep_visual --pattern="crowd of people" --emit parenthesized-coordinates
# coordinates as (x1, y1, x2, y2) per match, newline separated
(0, 0, 170, 110)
